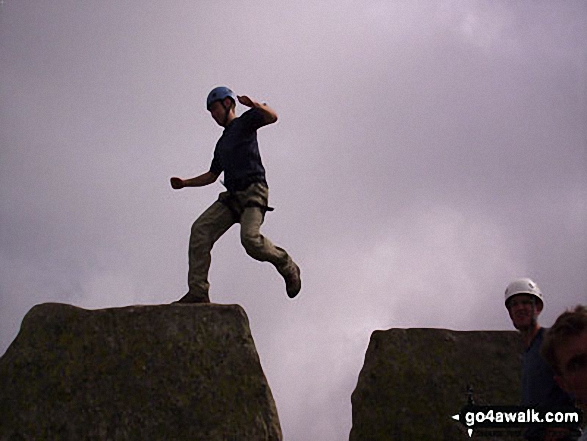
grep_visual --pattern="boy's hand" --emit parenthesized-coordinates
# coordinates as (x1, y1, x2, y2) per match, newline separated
(237, 95, 255, 107)
(170, 177, 185, 189)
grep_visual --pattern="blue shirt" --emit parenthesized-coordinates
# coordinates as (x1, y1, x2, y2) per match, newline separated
(522, 328, 571, 407)
(209, 108, 267, 192)
(522, 327, 573, 439)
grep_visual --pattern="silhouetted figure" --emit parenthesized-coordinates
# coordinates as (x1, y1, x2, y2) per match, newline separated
(170, 87, 301, 303)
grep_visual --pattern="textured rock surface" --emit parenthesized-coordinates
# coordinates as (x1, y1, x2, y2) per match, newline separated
(350, 328, 523, 441)
(0, 303, 282, 440)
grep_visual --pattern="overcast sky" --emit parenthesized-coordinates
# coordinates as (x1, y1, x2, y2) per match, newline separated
(1, 1, 586, 439)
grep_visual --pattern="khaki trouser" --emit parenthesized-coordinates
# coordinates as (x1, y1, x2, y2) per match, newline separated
(187, 182, 292, 301)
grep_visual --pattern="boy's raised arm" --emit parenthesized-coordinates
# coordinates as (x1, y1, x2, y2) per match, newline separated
(237, 95, 278, 125)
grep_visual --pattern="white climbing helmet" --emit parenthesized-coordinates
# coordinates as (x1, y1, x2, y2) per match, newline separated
(504, 278, 544, 308)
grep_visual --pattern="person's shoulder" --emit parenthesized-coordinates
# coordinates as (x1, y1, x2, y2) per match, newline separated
(230, 108, 264, 131)
(536, 327, 548, 343)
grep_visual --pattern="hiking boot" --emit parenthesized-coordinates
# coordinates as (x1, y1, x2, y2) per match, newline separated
(281, 261, 301, 298)
(172, 292, 210, 304)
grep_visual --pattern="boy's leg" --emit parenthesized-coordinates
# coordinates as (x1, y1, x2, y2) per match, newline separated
(239, 183, 301, 298)
(181, 196, 235, 303)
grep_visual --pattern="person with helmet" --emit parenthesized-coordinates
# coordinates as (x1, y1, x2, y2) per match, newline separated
(169, 86, 301, 303)
(504, 278, 574, 440)
(505, 278, 545, 346)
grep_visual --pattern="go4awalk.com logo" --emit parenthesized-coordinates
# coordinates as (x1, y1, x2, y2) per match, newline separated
(451, 405, 582, 437)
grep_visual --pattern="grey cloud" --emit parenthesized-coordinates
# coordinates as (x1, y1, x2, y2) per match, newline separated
(1, 1, 585, 440)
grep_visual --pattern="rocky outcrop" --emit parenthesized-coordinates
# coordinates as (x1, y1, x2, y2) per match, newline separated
(0, 303, 282, 440)
(350, 328, 522, 441)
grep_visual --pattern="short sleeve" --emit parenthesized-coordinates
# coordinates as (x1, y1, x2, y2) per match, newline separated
(210, 155, 222, 175)
(239, 108, 267, 131)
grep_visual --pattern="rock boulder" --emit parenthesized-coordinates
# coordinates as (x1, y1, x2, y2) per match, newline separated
(350, 328, 522, 440)
(0, 303, 282, 440)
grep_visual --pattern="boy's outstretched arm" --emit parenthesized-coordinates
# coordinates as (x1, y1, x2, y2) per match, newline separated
(237, 95, 278, 125)
(170, 171, 219, 190)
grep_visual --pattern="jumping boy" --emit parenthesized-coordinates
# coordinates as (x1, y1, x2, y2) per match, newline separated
(170, 86, 301, 303)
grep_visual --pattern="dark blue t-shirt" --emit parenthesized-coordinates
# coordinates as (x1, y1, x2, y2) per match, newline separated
(522, 328, 571, 407)
(522, 327, 573, 439)
(209, 108, 267, 192)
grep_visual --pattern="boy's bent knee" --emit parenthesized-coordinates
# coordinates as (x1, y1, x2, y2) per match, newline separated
(241, 233, 265, 259)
